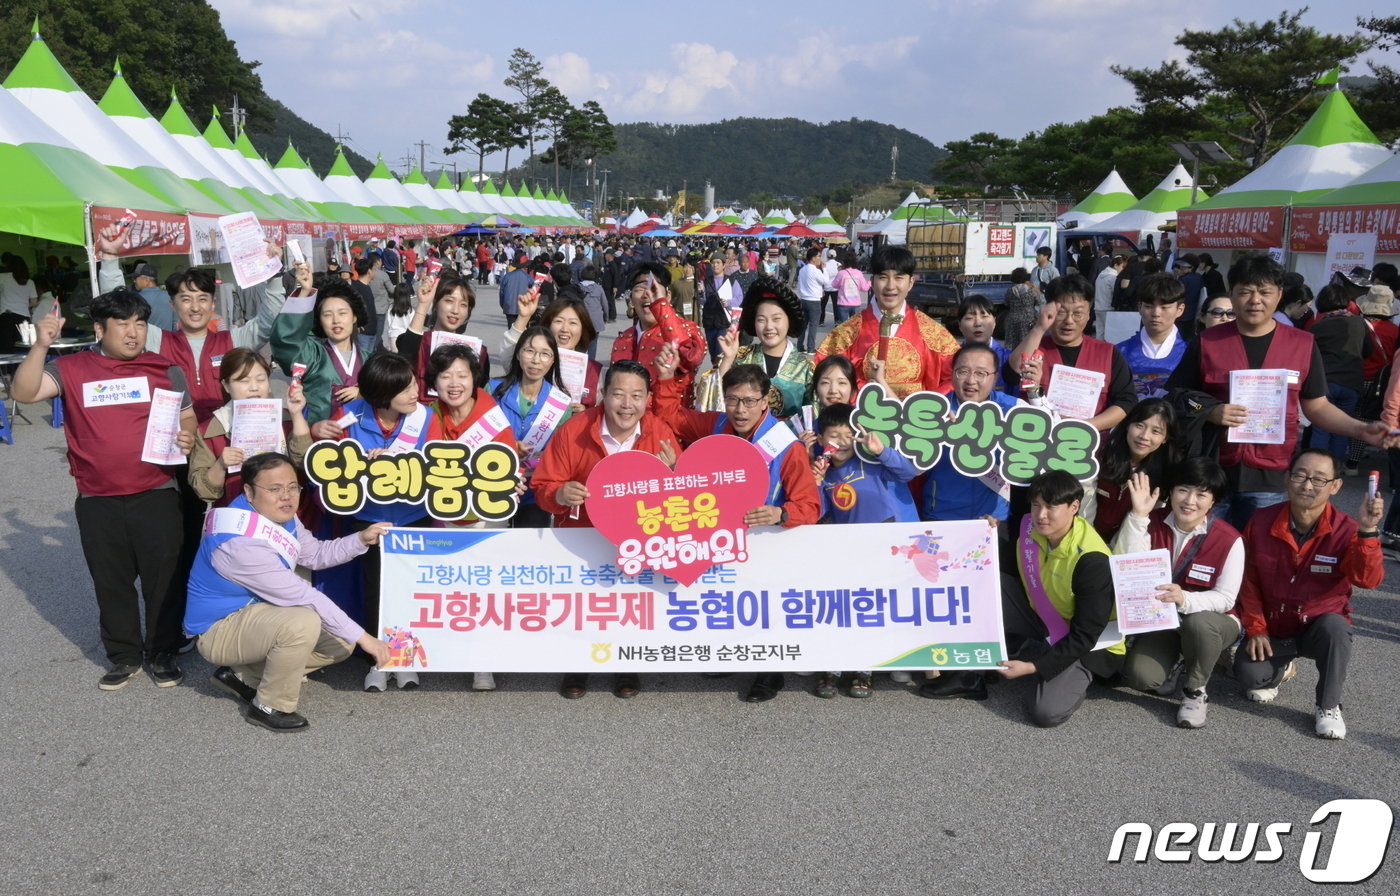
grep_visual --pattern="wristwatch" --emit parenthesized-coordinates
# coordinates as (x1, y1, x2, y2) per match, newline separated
(778, 508, 789, 526)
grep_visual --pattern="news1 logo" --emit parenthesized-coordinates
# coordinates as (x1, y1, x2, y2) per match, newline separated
(1108, 799, 1393, 883)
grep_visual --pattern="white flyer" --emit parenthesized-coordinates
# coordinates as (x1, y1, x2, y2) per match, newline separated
(217, 212, 281, 289)
(558, 348, 589, 403)
(1228, 368, 1289, 444)
(430, 330, 484, 356)
(229, 398, 284, 472)
(1109, 548, 1180, 635)
(141, 388, 186, 465)
(1045, 364, 1105, 420)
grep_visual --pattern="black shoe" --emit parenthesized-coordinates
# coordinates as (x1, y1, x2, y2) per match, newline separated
(98, 663, 143, 691)
(245, 703, 309, 732)
(176, 636, 198, 655)
(149, 652, 184, 688)
(613, 673, 641, 699)
(560, 674, 588, 699)
(918, 671, 988, 701)
(745, 672, 785, 703)
(212, 667, 256, 704)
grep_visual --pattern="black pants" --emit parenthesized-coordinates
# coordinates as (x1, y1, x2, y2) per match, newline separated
(74, 488, 185, 666)
(1234, 613, 1352, 709)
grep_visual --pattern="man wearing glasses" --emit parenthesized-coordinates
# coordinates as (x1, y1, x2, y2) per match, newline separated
(184, 452, 391, 732)
(1007, 272, 1139, 435)
(1233, 449, 1383, 740)
(1166, 253, 1392, 529)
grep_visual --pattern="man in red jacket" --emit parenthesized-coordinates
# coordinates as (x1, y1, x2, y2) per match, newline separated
(610, 263, 706, 400)
(531, 359, 678, 700)
(1234, 448, 1383, 740)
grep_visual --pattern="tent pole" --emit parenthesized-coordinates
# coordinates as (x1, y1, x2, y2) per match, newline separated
(1281, 205, 1293, 271)
(84, 202, 99, 299)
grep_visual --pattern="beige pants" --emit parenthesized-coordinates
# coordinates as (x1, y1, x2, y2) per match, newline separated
(198, 603, 352, 712)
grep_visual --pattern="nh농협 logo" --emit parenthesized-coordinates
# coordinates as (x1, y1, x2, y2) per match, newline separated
(1107, 799, 1392, 883)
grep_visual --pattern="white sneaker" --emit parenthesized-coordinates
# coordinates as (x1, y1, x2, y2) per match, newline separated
(1156, 660, 1185, 696)
(1177, 688, 1208, 729)
(1315, 705, 1346, 739)
(472, 671, 496, 691)
(889, 671, 913, 684)
(393, 670, 419, 689)
(1246, 660, 1296, 704)
(363, 668, 389, 692)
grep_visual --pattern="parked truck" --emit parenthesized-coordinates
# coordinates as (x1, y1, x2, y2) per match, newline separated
(903, 200, 1138, 324)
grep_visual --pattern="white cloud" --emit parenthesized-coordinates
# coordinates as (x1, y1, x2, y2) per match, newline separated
(543, 52, 612, 95)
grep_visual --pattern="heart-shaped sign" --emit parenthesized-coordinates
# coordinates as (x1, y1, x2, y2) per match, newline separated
(585, 433, 770, 586)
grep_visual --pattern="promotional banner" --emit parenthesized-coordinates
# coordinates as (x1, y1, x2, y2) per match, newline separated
(1323, 232, 1378, 278)
(91, 206, 191, 257)
(1291, 205, 1400, 254)
(376, 521, 1006, 673)
(1176, 207, 1284, 250)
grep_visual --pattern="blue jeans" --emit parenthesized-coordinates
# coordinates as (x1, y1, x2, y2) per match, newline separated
(1215, 490, 1286, 531)
(834, 303, 859, 325)
(1308, 382, 1358, 463)
(802, 300, 822, 352)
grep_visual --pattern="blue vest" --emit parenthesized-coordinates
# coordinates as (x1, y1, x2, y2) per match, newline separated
(713, 411, 789, 506)
(1115, 331, 1186, 400)
(338, 397, 431, 525)
(184, 496, 297, 636)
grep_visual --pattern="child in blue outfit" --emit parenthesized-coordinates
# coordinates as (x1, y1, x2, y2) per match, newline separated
(808, 402, 920, 698)
(812, 402, 920, 525)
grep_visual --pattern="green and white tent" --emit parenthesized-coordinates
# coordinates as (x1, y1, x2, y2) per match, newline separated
(808, 207, 845, 236)
(1060, 170, 1137, 229)
(363, 157, 448, 225)
(158, 93, 284, 220)
(1095, 163, 1206, 235)
(322, 150, 407, 225)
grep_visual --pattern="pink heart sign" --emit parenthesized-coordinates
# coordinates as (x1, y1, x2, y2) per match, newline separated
(585, 434, 770, 586)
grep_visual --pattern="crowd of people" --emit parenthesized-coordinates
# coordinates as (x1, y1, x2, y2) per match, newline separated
(6, 225, 1396, 741)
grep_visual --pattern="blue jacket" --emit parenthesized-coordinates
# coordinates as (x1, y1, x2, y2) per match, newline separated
(818, 450, 919, 523)
(184, 495, 293, 636)
(922, 390, 1019, 522)
(498, 267, 532, 316)
(336, 398, 431, 526)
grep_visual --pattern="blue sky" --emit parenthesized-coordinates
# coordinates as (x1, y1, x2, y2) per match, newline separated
(209, 0, 1394, 178)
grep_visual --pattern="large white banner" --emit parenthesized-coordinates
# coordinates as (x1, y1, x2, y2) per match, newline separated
(376, 521, 1006, 674)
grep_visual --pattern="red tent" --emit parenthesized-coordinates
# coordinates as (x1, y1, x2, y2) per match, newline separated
(773, 223, 822, 237)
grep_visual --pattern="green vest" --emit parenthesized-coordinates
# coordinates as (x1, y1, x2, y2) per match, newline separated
(1020, 515, 1125, 655)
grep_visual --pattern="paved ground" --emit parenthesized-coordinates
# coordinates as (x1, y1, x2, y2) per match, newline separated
(1, 283, 1397, 895)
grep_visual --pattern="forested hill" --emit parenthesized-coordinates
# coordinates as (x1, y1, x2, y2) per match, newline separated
(596, 118, 947, 199)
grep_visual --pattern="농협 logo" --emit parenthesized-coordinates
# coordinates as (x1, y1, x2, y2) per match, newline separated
(1107, 799, 1392, 883)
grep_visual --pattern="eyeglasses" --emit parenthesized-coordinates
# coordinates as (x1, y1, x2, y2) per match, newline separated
(723, 396, 766, 409)
(1204, 308, 1236, 318)
(953, 367, 995, 381)
(1288, 472, 1337, 489)
(252, 483, 303, 497)
(519, 347, 554, 361)
(1053, 309, 1090, 322)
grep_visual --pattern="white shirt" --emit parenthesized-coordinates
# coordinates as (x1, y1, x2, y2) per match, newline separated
(1137, 326, 1180, 360)
(796, 263, 832, 302)
(1111, 510, 1246, 617)
(600, 418, 641, 454)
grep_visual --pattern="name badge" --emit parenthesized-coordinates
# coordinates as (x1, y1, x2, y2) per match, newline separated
(210, 354, 224, 369)
(1310, 564, 1333, 574)
(83, 376, 151, 408)
(1315, 554, 1338, 564)
(1190, 563, 1216, 575)
(1285, 369, 1300, 385)
(1187, 569, 1212, 582)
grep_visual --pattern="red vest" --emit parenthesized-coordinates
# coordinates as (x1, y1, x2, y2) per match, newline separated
(160, 328, 234, 424)
(1092, 477, 1131, 542)
(1199, 322, 1309, 470)
(56, 349, 181, 496)
(1147, 510, 1240, 592)
(1038, 334, 1113, 418)
(1243, 503, 1357, 637)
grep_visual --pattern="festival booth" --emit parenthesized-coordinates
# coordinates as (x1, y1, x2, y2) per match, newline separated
(1288, 150, 1400, 286)
(1059, 170, 1137, 230)
(1092, 163, 1206, 251)
(1177, 87, 1392, 273)
(807, 207, 848, 238)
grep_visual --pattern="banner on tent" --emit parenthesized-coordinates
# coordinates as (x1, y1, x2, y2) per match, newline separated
(375, 521, 1006, 673)
(1291, 205, 1400, 254)
(91, 206, 191, 257)
(1177, 207, 1284, 250)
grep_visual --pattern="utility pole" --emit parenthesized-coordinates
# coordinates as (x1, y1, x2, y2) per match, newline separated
(226, 95, 247, 138)
(414, 140, 430, 173)
(890, 143, 899, 182)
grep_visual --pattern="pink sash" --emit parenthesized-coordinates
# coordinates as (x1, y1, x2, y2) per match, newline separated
(1018, 516, 1070, 644)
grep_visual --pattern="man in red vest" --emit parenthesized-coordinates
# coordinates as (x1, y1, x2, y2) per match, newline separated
(1007, 273, 1138, 434)
(12, 289, 196, 690)
(1234, 449, 1383, 740)
(1166, 253, 1393, 529)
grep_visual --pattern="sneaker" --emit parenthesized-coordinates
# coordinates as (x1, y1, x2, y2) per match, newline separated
(889, 670, 913, 684)
(848, 673, 873, 698)
(1156, 659, 1185, 696)
(98, 663, 143, 691)
(1246, 660, 1296, 704)
(472, 671, 496, 691)
(176, 636, 198, 655)
(363, 668, 390, 692)
(814, 672, 838, 699)
(1315, 704, 1346, 740)
(1177, 688, 1208, 729)
(149, 652, 183, 688)
(393, 670, 420, 689)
